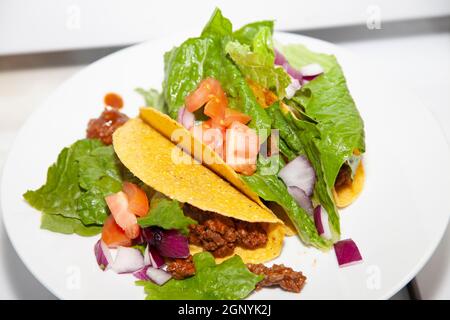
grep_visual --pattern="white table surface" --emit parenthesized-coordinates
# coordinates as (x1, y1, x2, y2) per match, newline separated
(0, 17, 448, 300)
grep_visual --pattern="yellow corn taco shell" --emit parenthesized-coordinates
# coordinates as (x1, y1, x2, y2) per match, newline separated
(139, 107, 267, 209)
(113, 118, 284, 263)
(333, 161, 365, 208)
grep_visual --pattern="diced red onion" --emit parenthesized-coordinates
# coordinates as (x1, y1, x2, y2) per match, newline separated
(144, 245, 165, 268)
(300, 63, 324, 77)
(284, 64, 303, 82)
(110, 246, 145, 274)
(274, 49, 303, 83)
(133, 265, 151, 281)
(274, 49, 288, 66)
(145, 228, 190, 259)
(146, 267, 172, 285)
(287, 186, 313, 215)
(94, 239, 113, 271)
(177, 107, 195, 130)
(278, 155, 316, 196)
(313, 206, 332, 239)
(285, 78, 301, 99)
(334, 239, 363, 268)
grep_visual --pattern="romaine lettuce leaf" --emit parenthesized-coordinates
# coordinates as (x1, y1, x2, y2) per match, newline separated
(40, 214, 102, 236)
(233, 20, 274, 45)
(290, 58, 365, 187)
(135, 88, 166, 113)
(137, 199, 197, 235)
(24, 139, 123, 234)
(285, 114, 341, 241)
(278, 44, 336, 73)
(137, 252, 262, 300)
(162, 8, 271, 135)
(225, 27, 291, 97)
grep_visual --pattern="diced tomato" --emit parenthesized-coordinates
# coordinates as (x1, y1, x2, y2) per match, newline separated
(225, 121, 259, 175)
(222, 108, 252, 127)
(204, 96, 226, 120)
(185, 78, 227, 120)
(122, 182, 149, 217)
(101, 215, 132, 248)
(105, 191, 140, 239)
(190, 121, 225, 158)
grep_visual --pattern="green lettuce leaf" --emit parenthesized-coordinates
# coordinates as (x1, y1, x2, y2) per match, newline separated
(135, 88, 166, 113)
(290, 57, 365, 187)
(23, 139, 123, 234)
(137, 199, 196, 235)
(137, 252, 263, 300)
(225, 27, 291, 98)
(278, 44, 336, 73)
(40, 214, 102, 236)
(162, 8, 271, 135)
(285, 113, 341, 241)
(241, 156, 331, 250)
(233, 20, 274, 45)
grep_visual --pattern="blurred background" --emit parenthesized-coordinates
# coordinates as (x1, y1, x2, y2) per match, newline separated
(0, 0, 449, 299)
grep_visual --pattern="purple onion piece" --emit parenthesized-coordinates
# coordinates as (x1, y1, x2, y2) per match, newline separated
(334, 239, 363, 268)
(94, 239, 112, 271)
(148, 246, 165, 268)
(133, 265, 151, 281)
(146, 267, 172, 285)
(300, 63, 324, 77)
(110, 246, 145, 274)
(313, 206, 324, 235)
(274, 48, 288, 66)
(314, 206, 332, 239)
(278, 155, 316, 196)
(143, 228, 190, 259)
(287, 186, 313, 215)
(177, 107, 195, 130)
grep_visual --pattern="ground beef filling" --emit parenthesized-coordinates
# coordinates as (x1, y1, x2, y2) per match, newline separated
(86, 107, 129, 145)
(166, 256, 196, 280)
(185, 206, 268, 258)
(335, 164, 352, 189)
(247, 263, 306, 293)
(166, 257, 306, 293)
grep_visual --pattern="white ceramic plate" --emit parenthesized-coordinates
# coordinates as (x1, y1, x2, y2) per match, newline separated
(2, 33, 450, 300)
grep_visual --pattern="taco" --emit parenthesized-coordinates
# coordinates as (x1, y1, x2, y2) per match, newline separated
(113, 117, 284, 263)
(136, 9, 366, 250)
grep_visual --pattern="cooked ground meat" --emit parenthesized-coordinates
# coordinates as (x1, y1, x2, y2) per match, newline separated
(335, 164, 352, 189)
(188, 216, 237, 258)
(235, 221, 268, 249)
(185, 205, 268, 258)
(86, 107, 129, 145)
(166, 257, 306, 294)
(166, 255, 196, 280)
(247, 263, 306, 293)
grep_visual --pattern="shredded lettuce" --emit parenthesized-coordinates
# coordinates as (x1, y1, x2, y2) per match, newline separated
(137, 252, 262, 300)
(23, 139, 123, 235)
(137, 199, 197, 235)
